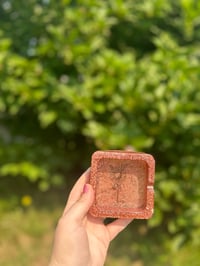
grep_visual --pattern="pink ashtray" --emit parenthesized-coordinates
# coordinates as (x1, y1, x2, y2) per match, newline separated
(89, 150, 155, 219)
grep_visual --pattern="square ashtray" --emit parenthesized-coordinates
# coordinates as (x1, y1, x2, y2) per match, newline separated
(89, 150, 155, 219)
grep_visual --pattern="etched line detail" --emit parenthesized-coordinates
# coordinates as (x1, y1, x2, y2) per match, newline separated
(95, 158, 147, 209)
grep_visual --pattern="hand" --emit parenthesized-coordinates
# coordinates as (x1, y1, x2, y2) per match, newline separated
(49, 168, 133, 266)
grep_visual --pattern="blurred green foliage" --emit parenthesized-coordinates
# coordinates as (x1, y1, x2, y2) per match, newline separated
(0, 0, 200, 247)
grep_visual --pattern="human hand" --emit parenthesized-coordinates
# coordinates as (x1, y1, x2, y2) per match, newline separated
(49, 168, 133, 266)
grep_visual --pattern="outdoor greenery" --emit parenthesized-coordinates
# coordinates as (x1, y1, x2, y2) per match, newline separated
(0, 0, 200, 265)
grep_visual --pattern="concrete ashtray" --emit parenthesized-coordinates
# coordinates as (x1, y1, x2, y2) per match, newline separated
(89, 150, 155, 219)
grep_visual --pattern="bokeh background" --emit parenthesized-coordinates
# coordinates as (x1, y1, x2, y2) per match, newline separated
(0, 0, 200, 265)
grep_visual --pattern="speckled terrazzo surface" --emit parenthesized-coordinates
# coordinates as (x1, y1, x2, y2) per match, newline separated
(89, 150, 155, 219)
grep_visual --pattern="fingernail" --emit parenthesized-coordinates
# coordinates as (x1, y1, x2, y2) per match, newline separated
(83, 184, 89, 194)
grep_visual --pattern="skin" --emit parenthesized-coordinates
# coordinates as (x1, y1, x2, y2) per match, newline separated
(49, 168, 133, 266)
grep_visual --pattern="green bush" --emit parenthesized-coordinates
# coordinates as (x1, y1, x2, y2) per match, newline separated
(0, 0, 200, 245)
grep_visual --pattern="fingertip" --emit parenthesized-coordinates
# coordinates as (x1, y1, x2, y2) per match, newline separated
(64, 183, 94, 224)
(83, 183, 89, 194)
(81, 183, 94, 203)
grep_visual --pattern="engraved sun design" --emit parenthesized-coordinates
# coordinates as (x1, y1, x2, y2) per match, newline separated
(109, 163, 128, 203)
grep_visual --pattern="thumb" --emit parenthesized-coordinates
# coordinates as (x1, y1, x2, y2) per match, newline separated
(65, 184, 94, 224)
